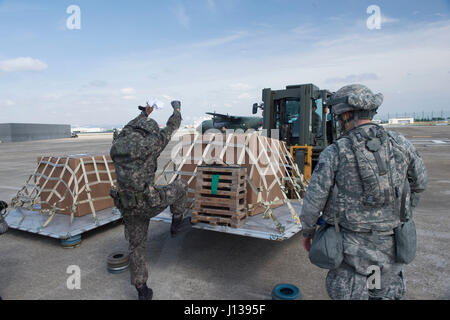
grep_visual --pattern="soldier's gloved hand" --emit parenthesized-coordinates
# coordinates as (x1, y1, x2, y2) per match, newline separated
(171, 101, 181, 112)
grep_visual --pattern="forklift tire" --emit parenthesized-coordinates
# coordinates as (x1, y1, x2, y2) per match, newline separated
(271, 284, 302, 300)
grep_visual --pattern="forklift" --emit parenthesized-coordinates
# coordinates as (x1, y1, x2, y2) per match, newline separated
(252, 83, 339, 181)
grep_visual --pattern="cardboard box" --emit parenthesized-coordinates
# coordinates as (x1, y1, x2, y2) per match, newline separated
(175, 133, 288, 215)
(37, 154, 116, 217)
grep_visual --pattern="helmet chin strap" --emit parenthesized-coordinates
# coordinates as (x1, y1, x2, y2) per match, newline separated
(353, 112, 359, 129)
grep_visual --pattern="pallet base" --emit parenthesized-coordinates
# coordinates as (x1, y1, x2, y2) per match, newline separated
(191, 213, 248, 228)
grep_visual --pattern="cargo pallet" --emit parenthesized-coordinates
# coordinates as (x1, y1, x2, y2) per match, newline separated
(5, 154, 121, 247)
(153, 201, 303, 241)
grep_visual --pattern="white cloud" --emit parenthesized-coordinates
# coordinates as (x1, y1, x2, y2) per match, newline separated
(90, 80, 108, 87)
(325, 73, 380, 84)
(173, 4, 190, 28)
(229, 83, 252, 90)
(0, 57, 48, 72)
(122, 95, 137, 100)
(207, 0, 215, 9)
(6, 20, 449, 126)
(192, 32, 248, 48)
(381, 14, 399, 25)
(162, 94, 173, 101)
(237, 92, 251, 100)
(43, 93, 63, 101)
(120, 87, 136, 95)
(291, 24, 320, 37)
(0, 99, 15, 107)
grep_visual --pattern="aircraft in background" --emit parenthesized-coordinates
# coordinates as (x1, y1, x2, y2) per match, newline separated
(197, 112, 263, 133)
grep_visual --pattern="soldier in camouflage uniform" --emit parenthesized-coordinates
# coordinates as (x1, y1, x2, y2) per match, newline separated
(0, 200, 8, 300)
(0, 201, 8, 235)
(112, 128, 119, 142)
(301, 84, 427, 300)
(110, 100, 188, 300)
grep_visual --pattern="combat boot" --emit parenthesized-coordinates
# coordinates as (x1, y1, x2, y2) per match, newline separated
(170, 215, 191, 237)
(136, 284, 153, 300)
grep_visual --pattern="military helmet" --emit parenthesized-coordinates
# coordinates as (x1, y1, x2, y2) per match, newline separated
(328, 84, 383, 118)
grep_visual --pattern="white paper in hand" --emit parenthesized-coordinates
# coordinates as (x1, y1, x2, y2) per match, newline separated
(147, 97, 164, 110)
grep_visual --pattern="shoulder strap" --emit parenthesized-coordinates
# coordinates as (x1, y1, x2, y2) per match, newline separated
(400, 179, 410, 222)
(385, 134, 400, 216)
(332, 184, 340, 233)
(331, 141, 342, 233)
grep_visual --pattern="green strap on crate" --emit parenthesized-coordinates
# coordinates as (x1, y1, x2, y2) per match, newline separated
(211, 174, 220, 195)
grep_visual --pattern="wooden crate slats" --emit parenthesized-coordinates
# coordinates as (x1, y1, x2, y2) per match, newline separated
(192, 165, 248, 228)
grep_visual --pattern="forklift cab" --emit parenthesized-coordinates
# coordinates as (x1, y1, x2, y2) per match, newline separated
(254, 83, 338, 180)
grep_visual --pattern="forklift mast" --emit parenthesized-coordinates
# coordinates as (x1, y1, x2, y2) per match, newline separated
(259, 83, 336, 180)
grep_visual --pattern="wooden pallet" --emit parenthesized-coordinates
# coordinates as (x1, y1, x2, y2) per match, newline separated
(192, 165, 248, 228)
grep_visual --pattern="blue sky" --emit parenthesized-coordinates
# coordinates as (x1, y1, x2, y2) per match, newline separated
(0, 0, 449, 126)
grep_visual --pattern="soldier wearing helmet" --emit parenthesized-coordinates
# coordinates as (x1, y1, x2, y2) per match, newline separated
(300, 84, 428, 300)
(110, 101, 189, 300)
(0, 200, 8, 300)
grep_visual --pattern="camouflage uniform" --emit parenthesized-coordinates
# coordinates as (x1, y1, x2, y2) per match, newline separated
(110, 109, 187, 288)
(0, 216, 7, 235)
(0, 201, 8, 235)
(112, 128, 119, 142)
(301, 85, 427, 300)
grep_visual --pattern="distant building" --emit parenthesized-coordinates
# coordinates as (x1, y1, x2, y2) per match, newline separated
(0, 123, 71, 142)
(388, 117, 414, 125)
(71, 127, 107, 133)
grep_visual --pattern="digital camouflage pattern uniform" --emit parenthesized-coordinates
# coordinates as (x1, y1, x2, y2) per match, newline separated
(112, 128, 119, 142)
(301, 84, 428, 300)
(0, 201, 8, 235)
(110, 109, 187, 288)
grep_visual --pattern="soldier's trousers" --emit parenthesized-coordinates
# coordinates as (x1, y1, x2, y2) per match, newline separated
(0, 215, 8, 235)
(325, 230, 406, 300)
(122, 179, 188, 287)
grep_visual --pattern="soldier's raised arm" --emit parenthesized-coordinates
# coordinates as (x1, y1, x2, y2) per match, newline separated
(301, 144, 339, 238)
(158, 101, 182, 150)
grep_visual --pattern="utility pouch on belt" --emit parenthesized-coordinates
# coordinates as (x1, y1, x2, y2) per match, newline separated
(142, 185, 164, 208)
(110, 187, 145, 210)
(394, 179, 417, 264)
(309, 185, 344, 269)
(109, 188, 122, 209)
(121, 192, 136, 209)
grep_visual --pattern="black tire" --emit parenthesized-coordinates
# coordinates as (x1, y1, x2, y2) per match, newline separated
(107, 264, 130, 274)
(107, 250, 129, 266)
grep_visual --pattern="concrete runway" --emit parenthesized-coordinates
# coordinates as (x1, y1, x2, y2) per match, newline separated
(0, 126, 449, 300)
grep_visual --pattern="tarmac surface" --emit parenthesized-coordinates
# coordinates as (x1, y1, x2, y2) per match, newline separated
(0, 126, 449, 300)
